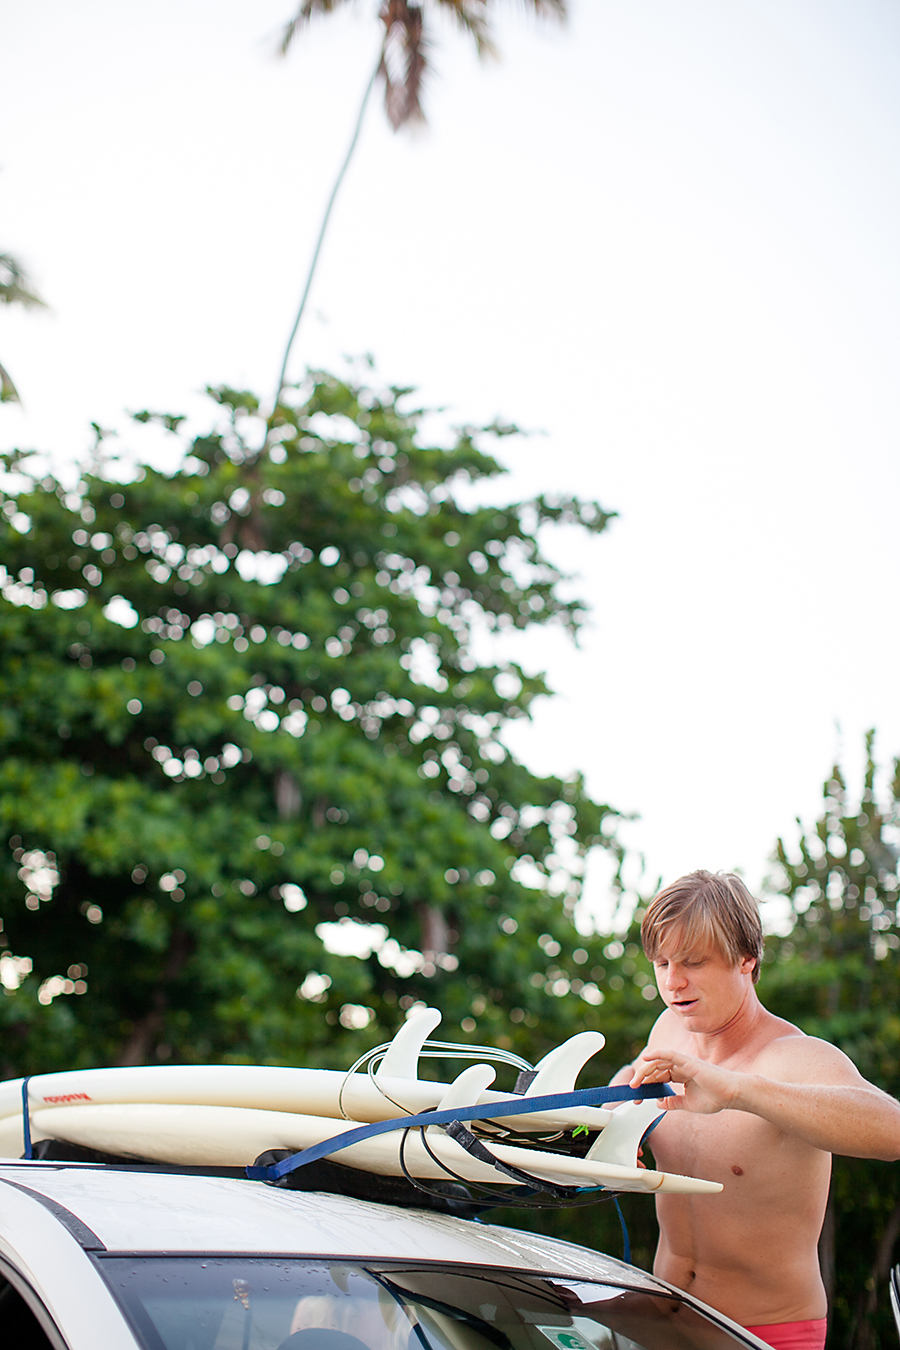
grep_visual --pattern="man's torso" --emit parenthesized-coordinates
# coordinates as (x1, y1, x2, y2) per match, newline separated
(644, 1011, 831, 1325)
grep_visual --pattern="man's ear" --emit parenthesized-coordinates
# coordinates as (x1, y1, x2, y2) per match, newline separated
(739, 955, 756, 976)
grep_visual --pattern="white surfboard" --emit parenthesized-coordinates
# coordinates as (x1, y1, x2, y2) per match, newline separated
(0, 1009, 717, 1194)
(0, 1101, 721, 1196)
(0, 1013, 614, 1134)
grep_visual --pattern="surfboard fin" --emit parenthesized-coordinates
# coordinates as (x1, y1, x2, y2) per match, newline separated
(427, 1064, 496, 1137)
(373, 1007, 442, 1082)
(520, 1031, 606, 1097)
(585, 1098, 664, 1168)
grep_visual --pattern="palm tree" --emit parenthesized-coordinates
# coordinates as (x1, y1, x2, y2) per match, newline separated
(271, 0, 566, 414)
(0, 252, 45, 404)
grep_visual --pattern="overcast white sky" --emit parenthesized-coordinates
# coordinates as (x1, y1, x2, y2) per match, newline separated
(3, 0, 899, 920)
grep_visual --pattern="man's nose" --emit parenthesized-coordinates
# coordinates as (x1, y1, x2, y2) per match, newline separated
(664, 965, 687, 989)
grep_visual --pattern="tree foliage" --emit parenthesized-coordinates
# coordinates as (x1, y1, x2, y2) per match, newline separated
(0, 251, 45, 404)
(0, 368, 639, 1083)
(281, 0, 566, 132)
(767, 735, 900, 1350)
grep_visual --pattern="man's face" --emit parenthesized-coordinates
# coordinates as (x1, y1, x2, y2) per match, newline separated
(651, 931, 756, 1033)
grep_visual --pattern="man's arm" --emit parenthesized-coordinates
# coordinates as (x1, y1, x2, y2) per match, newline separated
(630, 1038, 900, 1160)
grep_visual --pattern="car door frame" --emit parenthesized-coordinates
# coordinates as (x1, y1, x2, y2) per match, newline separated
(0, 1252, 71, 1350)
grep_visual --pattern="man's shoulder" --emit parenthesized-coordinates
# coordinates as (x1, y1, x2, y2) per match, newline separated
(646, 1007, 688, 1047)
(753, 1020, 865, 1085)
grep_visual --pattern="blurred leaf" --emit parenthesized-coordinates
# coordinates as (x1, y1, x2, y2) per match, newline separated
(0, 251, 46, 408)
(0, 360, 20, 404)
(0, 253, 45, 310)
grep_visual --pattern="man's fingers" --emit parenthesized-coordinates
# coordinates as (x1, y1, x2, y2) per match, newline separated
(640, 1051, 679, 1068)
(632, 1060, 676, 1085)
(636, 1052, 696, 1086)
(640, 1048, 691, 1070)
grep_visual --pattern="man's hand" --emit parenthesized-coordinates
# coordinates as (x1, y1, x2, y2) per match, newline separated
(626, 1039, 900, 1156)
(631, 1048, 742, 1114)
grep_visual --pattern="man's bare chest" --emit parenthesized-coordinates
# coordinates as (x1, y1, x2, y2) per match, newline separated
(647, 1106, 786, 1186)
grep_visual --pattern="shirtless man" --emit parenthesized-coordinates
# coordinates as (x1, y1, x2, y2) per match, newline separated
(615, 870, 900, 1350)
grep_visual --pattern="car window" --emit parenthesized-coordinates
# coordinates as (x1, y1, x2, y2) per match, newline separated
(0, 1273, 59, 1349)
(98, 1260, 750, 1350)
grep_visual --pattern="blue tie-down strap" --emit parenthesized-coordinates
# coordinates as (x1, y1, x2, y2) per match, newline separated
(246, 1082, 674, 1183)
(21, 1077, 33, 1160)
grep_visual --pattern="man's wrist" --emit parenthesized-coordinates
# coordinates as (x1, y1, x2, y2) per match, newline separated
(729, 1070, 764, 1114)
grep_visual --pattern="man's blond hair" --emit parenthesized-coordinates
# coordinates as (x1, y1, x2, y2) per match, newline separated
(640, 870, 764, 983)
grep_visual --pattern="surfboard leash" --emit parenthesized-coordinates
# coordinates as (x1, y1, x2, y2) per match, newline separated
(396, 1109, 645, 1260)
(397, 1124, 547, 1207)
(339, 1039, 533, 1121)
(613, 1196, 631, 1264)
(407, 1122, 616, 1210)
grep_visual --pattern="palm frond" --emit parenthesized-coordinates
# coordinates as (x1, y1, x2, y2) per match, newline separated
(521, 0, 567, 16)
(280, 0, 353, 54)
(0, 254, 45, 309)
(433, 0, 497, 59)
(379, 1, 429, 130)
(0, 360, 21, 403)
(435, 0, 565, 58)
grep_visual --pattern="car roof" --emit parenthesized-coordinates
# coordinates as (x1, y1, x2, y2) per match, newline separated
(0, 1160, 660, 1287)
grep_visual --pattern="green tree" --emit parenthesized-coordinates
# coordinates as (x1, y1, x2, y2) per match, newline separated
(0, 367, 628, 1082)
(767, 735, 900, 1350)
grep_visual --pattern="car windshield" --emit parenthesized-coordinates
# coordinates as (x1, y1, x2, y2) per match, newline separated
(98, 1259, 749, 1350)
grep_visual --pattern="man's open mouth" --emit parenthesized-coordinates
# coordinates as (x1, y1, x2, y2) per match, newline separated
(672, 998, 697, 1010)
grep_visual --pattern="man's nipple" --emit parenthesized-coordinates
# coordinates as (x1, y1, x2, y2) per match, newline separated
(731, 1164, 744, 1176)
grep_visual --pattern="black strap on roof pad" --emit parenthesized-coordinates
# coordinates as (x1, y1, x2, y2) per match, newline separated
(252, 1150, 484, 1219)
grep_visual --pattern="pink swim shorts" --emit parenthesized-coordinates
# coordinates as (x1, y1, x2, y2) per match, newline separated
(743, 1318, 827, 1350)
